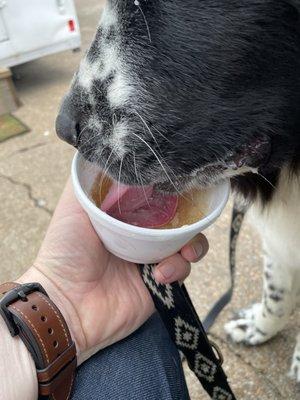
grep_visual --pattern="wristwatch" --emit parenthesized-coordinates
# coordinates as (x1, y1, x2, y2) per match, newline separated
(0, 282, 77, 400)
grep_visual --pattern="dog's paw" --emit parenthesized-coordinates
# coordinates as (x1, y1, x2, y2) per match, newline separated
(224, 304, 270, 345)
(232, 303, 261, 320)
(224, 319, 268, 345)
(288, 357, 300, 384)
(289, 336, 300, 384)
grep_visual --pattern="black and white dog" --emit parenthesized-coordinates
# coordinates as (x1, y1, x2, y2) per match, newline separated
(56, 0, 300, 382)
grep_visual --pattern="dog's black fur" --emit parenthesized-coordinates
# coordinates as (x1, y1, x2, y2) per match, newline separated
(57, 0, 300, 203)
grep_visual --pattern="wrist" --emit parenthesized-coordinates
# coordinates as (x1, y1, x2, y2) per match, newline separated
(18, 266, 86, 361)
(0, 315, 38, 400)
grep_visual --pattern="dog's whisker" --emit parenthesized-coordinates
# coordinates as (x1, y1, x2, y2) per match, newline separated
(99, 146, 116, 200)
(79, 132, 99, 150)
(77, 124, 91, 143)
(79, 139, 103, 160)
(117, 156, 124, 214)
(133, 152, 151, 208)
(254, 170, 277, 190)
(134, 1, 152, 43)
(173, 132, 193, 141)
(130, 131, 188, 200)
(152, 126, 174, 145)
(134, 110, 161, 151)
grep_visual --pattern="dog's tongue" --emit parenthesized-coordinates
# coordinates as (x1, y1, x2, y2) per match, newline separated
(101, 181, 178, 228)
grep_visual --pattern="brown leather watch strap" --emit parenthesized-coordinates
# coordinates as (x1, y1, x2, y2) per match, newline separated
(0, 282, 77, 400)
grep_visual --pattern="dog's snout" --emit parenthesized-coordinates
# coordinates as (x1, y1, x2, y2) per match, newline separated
(55, 112, 79, 146)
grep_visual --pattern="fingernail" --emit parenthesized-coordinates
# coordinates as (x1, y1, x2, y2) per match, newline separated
(191, 241, 203, 259)
(158, 263, 175, 280)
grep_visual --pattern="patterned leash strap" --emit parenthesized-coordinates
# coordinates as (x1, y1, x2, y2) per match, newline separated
(140, 203, 246, 400)
(140, 264, 235, 399)
(203, 204, 246, 331)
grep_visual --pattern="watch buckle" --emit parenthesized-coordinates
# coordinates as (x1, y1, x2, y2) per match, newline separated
(0, 283, 48, 336)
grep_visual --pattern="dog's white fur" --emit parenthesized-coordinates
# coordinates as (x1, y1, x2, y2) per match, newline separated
(78, 58, 102, 90)
(225, 167, 300, 381)
(78, 3, 131, 157)
(107, 72, 132, 109)
(111, 120, 130, 156)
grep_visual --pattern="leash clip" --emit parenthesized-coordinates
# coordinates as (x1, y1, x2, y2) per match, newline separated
(209, 340, 224, 366)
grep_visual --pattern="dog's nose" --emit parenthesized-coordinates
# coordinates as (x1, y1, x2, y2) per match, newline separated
(55, 113, 78, 146)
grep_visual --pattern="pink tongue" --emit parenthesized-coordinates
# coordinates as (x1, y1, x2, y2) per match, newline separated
(101, 181, 178, 228)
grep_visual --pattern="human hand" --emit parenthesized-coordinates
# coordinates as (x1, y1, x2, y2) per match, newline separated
(19, 179, 209, 364)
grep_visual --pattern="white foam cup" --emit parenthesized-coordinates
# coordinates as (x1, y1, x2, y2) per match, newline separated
(72, 152, 230, 264)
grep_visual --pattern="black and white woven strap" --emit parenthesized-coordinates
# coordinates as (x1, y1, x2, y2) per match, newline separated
(140, 264, 235, 399)
(203, 205, 246, 331)
(140, 204, 246, 400)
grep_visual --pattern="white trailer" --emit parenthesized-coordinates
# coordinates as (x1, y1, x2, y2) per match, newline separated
(0, 0, 81, 68)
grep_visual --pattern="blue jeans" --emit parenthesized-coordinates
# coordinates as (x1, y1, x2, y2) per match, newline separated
(71, 313, 190, 400)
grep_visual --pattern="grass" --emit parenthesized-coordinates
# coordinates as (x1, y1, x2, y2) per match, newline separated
(0, 113, 29, 143)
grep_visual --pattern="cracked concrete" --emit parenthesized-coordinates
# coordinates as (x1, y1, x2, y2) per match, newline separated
(0, 173, 53, 215)
(0, 1, 299, 399)
(2, 142, 48, 160)
(0, 177, 50, 280)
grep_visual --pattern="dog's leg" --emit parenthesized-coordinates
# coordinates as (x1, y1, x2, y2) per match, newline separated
(226, 169, 300, 386)
(289, 334, 300, 383)
(224, 251, 296, 345)
(290, 278, 300, 383)
(225, 169, 300, 347)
